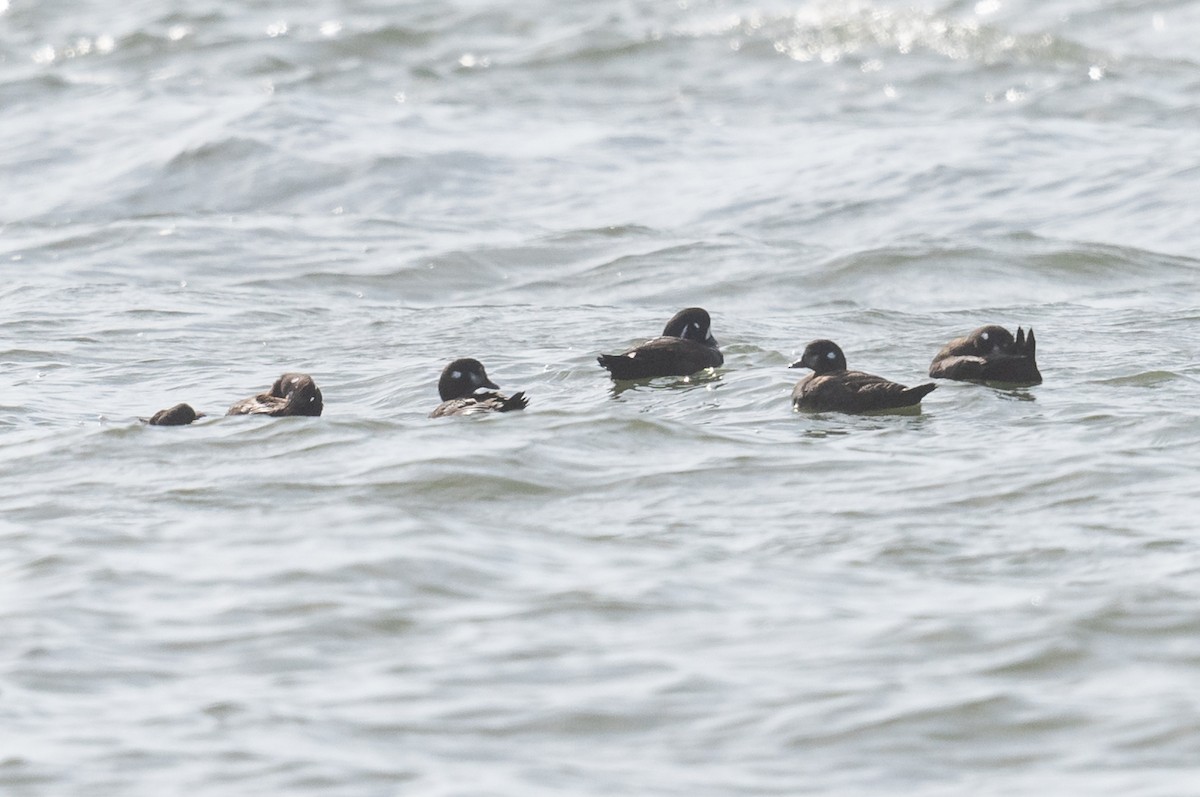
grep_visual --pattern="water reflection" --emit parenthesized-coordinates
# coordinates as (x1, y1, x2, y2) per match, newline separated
(607, 370, 724, 398)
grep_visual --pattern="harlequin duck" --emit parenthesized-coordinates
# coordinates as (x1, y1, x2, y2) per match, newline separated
(227, 373, 324, 416)
(145, 403, 204, 426)
(430, 358, 528, 418)
(597, 307, 723, 380)
(790, 339, 936, 413)
(929, 325, 1041, 385)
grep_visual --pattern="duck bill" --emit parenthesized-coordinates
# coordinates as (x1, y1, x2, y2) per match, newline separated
(788, 360, 808, 370)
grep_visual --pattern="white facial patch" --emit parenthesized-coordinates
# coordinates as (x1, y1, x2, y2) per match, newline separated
(981, 332, 989, 341)
(450, 370, 462, 379)
(826, 351, 836, 360)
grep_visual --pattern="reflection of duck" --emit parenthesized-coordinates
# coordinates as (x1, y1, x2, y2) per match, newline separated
(226, 373, 324, 417)
(929, 325, 1041, 385)
(145, 403, 204, 426)
(598, 307, 723, 380)
(430, 359, 528, 418)
(790, 339, 936, 413)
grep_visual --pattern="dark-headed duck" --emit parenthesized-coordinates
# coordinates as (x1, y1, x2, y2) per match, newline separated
(597, 307, 723, 380)
(929, 325, 1041, 385)
(227, 373, 324, 417)
(145, 403, 204, 426)
(790, 339, 935, 413)
(430, 358, 528, 418)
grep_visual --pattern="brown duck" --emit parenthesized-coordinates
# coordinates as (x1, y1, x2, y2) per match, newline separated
(929, 325, 1041, 385)
(791, 340, 935, 413)
(226, 373, 324, 417)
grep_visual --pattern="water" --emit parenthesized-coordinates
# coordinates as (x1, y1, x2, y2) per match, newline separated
(3, 0, 1200, 793)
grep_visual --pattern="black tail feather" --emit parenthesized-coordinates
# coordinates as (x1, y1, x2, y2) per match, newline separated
(501, 391, 529, 412)
(904, 383, 937, 404)
(597, 353, 644, 380)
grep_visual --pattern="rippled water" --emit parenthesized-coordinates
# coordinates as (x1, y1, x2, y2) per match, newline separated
(3, 0, 1200, 793)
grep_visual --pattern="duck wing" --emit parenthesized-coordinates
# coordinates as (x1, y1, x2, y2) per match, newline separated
(226, 392, 287, 416)
(930, 352, 1040, 384)
(929, 353, 989, 380)
(794, 371, 935, 413)
(429, 391, 528, 418)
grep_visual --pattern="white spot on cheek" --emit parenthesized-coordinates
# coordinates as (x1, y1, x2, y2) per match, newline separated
(981, 332, 989, 341)
(826, 351, 836, 360)
(450, 370, 462, 379)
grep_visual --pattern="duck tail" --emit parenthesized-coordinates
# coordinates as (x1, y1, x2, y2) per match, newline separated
(500, 391, 529, 412)
(904, 383, 937, 404)
(597, 354, 643, 380)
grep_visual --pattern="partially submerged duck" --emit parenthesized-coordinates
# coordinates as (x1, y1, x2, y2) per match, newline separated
(597, 307, 723, 380)
(226, 372, 324, 417)
(145, 403, 204, 426)
(929, 325, 1041, 385)
(430, 358, 528, 418)
(791, 339, 936, 413)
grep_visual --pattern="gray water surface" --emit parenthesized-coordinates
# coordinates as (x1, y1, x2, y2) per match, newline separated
(3, 0, 1200, 794)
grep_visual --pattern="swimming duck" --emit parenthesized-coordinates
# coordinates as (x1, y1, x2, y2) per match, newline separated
(929, 325, 1041, 385)
(145, 403, 204, 426)
(430, 358, 528, 418)
(790, 339, 936, 413)
(226, 373, 324, 417)
(597, 307, 723, 380)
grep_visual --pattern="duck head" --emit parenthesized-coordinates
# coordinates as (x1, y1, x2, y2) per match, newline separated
(275, 373, 324, 416)
(662, 307, 718, 348)
(789, 339, 848, 375)
(438, 358, 501, 401)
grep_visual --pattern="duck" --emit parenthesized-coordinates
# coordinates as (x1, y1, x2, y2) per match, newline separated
(790, 339, 936, 413)
(597, 307, 723, 380)
(226, 372, 324, 417)
(929, 325, 1041, 385)
(145, 403, 204, 426)
(430, 358, 528, 418)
